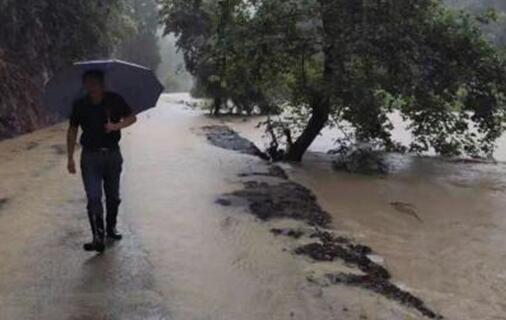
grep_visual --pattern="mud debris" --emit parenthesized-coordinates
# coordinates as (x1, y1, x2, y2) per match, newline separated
(295, 230, 390, 279)
(224, 181, 331, 227)
(202, 125, 269, 160)
(215, 198, 232, 206)
(223, 177, 442, 317)
(270, 228, 305, 239)
(238, 165, 288, 180)
(296, 229, 442, 319)
(326, 273, 443, 319)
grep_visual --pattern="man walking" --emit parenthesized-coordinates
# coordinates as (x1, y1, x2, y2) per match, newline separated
(67, 70, 137, 253)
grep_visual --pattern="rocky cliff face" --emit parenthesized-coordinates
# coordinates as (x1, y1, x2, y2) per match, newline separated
(0, 49, 55, 139)
(0, 2, 115, 139)
(0, 0, 161, 140)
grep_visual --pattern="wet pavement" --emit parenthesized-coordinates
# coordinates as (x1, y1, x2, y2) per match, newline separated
(1, 94, 505, 319)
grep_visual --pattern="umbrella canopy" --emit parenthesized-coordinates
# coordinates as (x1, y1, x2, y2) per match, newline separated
(42, 59, 164, 116)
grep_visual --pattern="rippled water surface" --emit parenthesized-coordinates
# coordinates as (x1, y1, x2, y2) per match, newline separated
(229, 110, 506, 320)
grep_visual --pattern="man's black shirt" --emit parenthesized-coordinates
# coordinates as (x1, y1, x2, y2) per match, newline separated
(70, 92, 133, 150)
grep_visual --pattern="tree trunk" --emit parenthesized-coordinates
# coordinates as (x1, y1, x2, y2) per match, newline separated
(283, 0, 340, 162)
(283, 97, 330, 162)
(213, 97, 221, 116)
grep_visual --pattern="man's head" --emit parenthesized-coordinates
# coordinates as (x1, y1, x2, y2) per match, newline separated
(82, 70, 105, 98)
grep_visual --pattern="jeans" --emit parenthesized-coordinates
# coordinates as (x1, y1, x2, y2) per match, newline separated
(80, 149, 123, 240)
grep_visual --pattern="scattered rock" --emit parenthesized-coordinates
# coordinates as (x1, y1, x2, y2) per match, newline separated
(202, 125, 269, 160)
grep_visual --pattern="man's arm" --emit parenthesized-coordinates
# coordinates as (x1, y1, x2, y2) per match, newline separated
(119, 114, 137, 129)
(105, 114, 137, 133)
(67, 125, 78, 174)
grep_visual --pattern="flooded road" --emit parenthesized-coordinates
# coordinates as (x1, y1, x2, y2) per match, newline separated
(229, 112, 506, 320)
(0, 94, 505, 319)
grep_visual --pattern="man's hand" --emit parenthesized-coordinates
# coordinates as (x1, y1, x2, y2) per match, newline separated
(105, 121, 121, 133)
(67, 158, 76, 174)
(105, 115, 137, 133)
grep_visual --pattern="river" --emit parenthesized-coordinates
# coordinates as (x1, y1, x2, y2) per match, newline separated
(225, 101, 506, 320)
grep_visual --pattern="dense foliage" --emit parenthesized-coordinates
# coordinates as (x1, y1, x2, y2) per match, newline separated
(1, 1, 132, 76)
(115, 0, 162, 69)
(160, 0, 277, 114)
(158, 35, 194, 93)
(447, 0, 506, 49)
(161, 0, 506, 161)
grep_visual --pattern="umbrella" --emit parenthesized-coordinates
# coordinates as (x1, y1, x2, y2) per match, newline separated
(42, 59, 164, 116)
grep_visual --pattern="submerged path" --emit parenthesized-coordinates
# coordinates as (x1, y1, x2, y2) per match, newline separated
(1, 94, 336, 320)
(0, 94, 505, 320)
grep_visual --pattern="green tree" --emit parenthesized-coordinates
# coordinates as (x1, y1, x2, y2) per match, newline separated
(162, 0, 506, 161)
(115, 0, 162, 69)
(160, 0, 276, 115)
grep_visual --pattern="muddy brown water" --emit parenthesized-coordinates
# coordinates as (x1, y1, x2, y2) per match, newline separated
(0, 93, 505, 320)
(228, 111, 506, 320)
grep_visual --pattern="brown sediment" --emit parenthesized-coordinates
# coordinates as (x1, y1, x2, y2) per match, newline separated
(226, 180, 331, 227)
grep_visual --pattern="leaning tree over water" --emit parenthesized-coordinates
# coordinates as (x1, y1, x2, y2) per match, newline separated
(161, 0, 506, 161)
